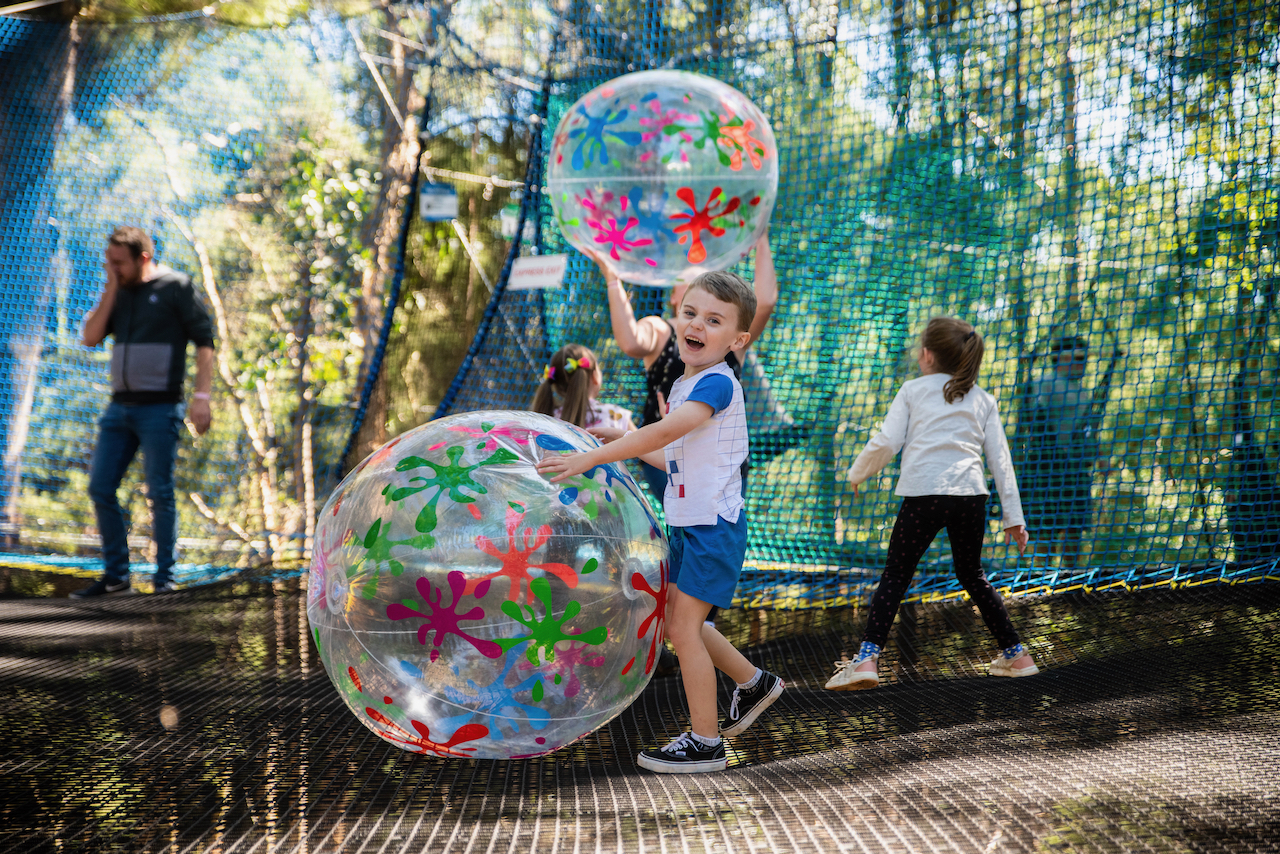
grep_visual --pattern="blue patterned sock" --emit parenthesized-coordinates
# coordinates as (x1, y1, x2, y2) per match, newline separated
(1001, 643, 1026, 660)
(855, 641, 882, 663)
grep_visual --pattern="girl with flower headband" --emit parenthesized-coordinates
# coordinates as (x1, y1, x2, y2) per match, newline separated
(531, 343, 638, 434)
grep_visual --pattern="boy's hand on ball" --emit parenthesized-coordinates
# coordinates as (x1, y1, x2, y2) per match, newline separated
(1004, 525, 1029, 554)
(537, 451, 591, 483)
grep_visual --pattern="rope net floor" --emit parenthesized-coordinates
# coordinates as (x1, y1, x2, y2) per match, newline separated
(3, 576, 1277, 853)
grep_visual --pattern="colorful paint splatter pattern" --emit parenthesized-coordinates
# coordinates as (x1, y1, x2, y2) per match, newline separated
(310, 411, 668, 758)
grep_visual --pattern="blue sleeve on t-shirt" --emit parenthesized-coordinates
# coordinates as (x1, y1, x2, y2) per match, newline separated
(686, 373, 734, 414)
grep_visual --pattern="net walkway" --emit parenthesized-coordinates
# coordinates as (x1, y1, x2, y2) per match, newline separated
(3, 576, 1277, 853)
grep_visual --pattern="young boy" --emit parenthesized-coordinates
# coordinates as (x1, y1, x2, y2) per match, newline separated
(537, 270, 785, 773)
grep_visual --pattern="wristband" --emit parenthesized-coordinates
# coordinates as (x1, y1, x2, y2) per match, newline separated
(192, 392, 211, 401)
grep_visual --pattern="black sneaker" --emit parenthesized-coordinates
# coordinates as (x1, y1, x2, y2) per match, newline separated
(637, 732, 727, 774)
(70, 577, 132, 599)
(721, 670, 784, 737)
(153, 579, 179, 594)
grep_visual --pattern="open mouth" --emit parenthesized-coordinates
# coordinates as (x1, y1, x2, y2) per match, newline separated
(684, 336, 705, 353)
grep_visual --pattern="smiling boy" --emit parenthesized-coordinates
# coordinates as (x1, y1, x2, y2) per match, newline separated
(537, 271, 785, 773)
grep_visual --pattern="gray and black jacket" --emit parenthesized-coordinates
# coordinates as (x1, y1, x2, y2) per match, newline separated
(106, 266, 216, 404)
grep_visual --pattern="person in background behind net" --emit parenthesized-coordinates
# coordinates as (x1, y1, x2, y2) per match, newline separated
(1021, 335, 1108, 569)
(70, 227, 215, 598)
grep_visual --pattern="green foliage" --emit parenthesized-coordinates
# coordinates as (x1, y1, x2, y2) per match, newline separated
(12, 0, 1280, 576)
(16, 16, 383, 563)
(74, 0, 326, 25)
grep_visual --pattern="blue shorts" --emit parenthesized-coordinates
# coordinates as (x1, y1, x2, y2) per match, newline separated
(668, 513, 748, 609)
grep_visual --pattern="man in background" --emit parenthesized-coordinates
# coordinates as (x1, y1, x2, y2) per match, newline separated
(71, 226, 214, 597)
(1021, 336, 1108, 569)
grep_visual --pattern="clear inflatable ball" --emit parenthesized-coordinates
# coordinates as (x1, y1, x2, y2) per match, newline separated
(547, 69, 778, 287)
(308, 411, 670, 759)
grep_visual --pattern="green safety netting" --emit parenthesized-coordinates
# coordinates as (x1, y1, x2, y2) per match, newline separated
(2, 0, 1278, 603)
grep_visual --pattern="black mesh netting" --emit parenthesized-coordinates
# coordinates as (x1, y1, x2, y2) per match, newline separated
(2, 577, 1278, 853)
(2, 0, 1279, 590)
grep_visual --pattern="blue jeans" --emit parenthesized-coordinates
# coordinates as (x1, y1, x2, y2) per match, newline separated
(88, 402, 184, 584)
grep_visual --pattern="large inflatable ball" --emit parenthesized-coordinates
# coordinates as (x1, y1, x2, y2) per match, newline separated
(308, 411, 669, 759)
(547, 70, 778, 287)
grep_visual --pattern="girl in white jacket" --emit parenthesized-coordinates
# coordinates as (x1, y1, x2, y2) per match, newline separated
(826, 317, 1039, 690)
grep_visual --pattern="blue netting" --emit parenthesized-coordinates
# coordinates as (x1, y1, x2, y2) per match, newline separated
(405, 0, 1280, 601)
(1, 11, 396, 565)
(3, 0, 1279, 605)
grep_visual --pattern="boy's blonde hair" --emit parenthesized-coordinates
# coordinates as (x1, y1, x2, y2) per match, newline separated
(685, 270, 756, 333)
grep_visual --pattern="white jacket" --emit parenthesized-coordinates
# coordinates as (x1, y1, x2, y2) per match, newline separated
(847, 373, 1025, 529)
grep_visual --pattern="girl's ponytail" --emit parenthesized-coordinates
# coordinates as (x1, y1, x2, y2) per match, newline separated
(921, 317, 984, 404)
(529, 344, 599, 427)
(530, 366, 558, 418)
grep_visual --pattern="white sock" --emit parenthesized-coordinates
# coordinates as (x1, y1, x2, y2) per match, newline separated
(691, 731, 721, 747)
(737, 668, 762, 690)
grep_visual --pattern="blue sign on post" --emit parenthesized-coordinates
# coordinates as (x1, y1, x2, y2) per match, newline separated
(419, 183, 459, 221)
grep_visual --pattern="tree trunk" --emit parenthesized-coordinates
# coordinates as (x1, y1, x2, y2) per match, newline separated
(1059, 0, 1082, 312)
(892, 0, 911, 127)
(1010, 0, 1035, 438)
(348, 4, 428, 467)
(293, 277, 316, 561)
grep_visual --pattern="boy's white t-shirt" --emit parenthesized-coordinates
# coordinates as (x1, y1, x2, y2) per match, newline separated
(846, 373, 1025, 529)
(662, 361, 749, 527)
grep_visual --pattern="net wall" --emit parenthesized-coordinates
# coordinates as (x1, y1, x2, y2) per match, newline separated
(3, 0, 1279, 599)
(422, 0, 1280, 596)
(0, 9, 408, 572)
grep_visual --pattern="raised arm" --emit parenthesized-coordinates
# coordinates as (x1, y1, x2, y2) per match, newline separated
(591, 250, 670, 362)
(746, 230, 776, 347)
(538, 400, 713, 482)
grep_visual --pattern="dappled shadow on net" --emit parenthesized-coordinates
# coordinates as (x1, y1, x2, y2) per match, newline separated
(1, 578, 1277, 853)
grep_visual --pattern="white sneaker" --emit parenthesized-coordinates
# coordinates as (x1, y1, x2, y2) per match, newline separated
(989, 656, 1040, 677)
(824, 657, 880, 691)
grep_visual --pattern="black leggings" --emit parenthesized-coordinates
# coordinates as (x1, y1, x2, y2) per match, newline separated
(862, 495, 1021, 650)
